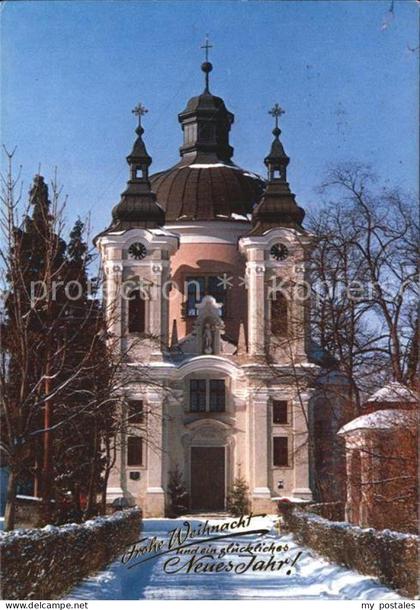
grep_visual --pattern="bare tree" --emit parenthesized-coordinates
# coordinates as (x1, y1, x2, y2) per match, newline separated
(310, 163, 418, 401)
(264, 163, 418, 505)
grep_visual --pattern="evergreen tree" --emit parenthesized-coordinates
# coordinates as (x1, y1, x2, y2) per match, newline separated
(167, 464, 189, 517)
(52, 218, 116, 522)
(1, 168, 117, 528)
(227, 475, 250, 516)
(1, 173, 67, 527)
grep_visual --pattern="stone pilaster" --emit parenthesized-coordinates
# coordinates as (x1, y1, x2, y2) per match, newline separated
(247, 260, 266, 356)
(144, 393, 165, 517)
(292, 392, 312, 500)
(104, 260, 123, 342)
(250, 392, 273, 512)
(149, 260, 164, 350)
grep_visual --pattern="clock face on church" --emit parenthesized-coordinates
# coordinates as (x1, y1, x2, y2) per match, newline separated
(128, 242, 147, 260)
(270, 243, 289, 261)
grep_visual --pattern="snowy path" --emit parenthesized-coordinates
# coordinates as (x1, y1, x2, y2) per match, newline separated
(67, 516, 402, 600)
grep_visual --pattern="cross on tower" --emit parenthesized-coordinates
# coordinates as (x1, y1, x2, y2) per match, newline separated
(132, 103, 148, 126)
(201, 34, 213, 62)
(269, 103, 285, 129)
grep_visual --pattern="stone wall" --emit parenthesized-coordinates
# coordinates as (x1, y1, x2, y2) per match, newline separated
(279, 504, 419, 598)
(15, 497, 43, 528)
(0, 508, 142, 600)
(306, 501, 345, 522)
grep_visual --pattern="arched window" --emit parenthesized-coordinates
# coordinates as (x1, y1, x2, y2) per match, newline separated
(271, 292, 288, 337)
(128, 290, 146, 333)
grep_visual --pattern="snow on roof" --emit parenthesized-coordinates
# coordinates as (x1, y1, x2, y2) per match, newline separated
(338, 408, 417, 435)
(230, 213, 249, 221)
(150, 228, 177, 237)
(271, 496, 310, 503)
(366, 381, 418, 404)
(185, 163, 264, 181)
(188, 163, 236, 170)
(16, 495, 42, 502)
(242, 171, 263, 179)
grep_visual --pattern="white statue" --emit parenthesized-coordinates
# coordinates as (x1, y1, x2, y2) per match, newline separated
(203, 322, 213, 354)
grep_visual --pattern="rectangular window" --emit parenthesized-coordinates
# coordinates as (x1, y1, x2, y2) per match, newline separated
(273, 400, 288, 424)
(189, 379, 227, 412)
(271, 293, 288, 337)
(185, 276, 226, 318)
(273, 437, 289, 467)
(209, 379, 226, 412)
(127, 436, 143, 467)
(185, 124, 197, 145)
(128, 290, 146, 333)
(128, 400, 144, 425)
(190, 379, 207, 412)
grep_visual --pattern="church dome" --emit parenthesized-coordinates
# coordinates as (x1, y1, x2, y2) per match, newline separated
(150, 62, 265, 223)
(150, 161, 264, 222)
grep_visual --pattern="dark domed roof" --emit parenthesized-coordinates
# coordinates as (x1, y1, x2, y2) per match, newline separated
(181, 91, 231, 116)
(150, 162, 265, 222)
(148, 66, 265, 222)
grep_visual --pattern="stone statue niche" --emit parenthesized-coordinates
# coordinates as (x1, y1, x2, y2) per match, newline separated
(195, 296, 225, 355)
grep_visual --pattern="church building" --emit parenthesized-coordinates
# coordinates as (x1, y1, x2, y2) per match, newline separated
(96, 54, 339, 516)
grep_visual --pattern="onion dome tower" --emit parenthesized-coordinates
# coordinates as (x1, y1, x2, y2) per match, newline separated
(250, 103, 305, 234)
(150, 38, 265, 222)
(110, 104, 165, 230)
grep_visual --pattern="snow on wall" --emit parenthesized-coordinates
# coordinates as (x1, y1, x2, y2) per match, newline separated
(0, 508, 142, 600)
(278, 504, 419, 598)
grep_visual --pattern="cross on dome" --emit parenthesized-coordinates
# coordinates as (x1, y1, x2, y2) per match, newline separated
(200, 35, 213, 92)
(269, 103, 285, 132)
(201, 34, 213, 62)
(132, 103, 148, 127)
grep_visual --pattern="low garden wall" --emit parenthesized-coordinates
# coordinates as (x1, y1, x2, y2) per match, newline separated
(305, 501, 345, 522)
(279, 503, 419, 598)
(0, 507, 142, 600)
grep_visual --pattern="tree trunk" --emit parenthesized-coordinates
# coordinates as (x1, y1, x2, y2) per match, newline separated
(101, 468, 111, 515)
(101, 435, 117, 515)
(85, 427, 98, 518)
(41, 358, 55, 525)
(4, 469, 18, 531)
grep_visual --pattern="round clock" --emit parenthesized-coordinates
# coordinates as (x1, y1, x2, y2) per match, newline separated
(128, 242, 147, 260)
(270, 243, 289, 261)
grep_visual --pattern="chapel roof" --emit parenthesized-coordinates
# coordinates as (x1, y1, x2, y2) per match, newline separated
(337, 408, 417, 435)
(366, 381, 418, 404)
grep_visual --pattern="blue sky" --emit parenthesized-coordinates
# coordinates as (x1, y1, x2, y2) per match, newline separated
(1, 0, 418, 235)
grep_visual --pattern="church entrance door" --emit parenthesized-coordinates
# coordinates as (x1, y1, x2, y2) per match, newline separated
(190, 446, 225, 511)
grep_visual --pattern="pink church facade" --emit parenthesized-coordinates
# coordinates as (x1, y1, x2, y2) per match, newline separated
(96, 61, 339, 516)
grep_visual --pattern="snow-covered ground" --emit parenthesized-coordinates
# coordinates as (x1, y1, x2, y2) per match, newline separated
(67, 516, 402, 600)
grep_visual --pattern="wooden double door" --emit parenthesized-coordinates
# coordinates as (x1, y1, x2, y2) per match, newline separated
(190, 446, 225, 511)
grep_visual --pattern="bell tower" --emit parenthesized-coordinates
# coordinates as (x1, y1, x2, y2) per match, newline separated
(96, 105, 178, 355)
(239, 103, 311, 361)
(238, 104, 314, 508)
